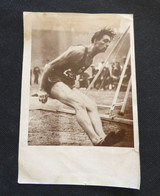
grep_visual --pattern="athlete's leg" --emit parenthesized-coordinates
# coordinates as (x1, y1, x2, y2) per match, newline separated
(73, 89, 125, 146)
(73, 89, 106, 138)
(50, 82, 102, 145)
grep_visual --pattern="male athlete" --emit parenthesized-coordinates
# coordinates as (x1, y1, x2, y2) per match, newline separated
(38, 28, 125, 146)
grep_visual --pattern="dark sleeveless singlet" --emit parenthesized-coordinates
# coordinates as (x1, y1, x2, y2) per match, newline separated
(44, 47, 90, 94)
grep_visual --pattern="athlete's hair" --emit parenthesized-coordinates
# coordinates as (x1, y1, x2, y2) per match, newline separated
(91, 27, 116, 43)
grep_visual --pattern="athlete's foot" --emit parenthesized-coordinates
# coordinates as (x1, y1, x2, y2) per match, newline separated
(95, 130, 125, 146)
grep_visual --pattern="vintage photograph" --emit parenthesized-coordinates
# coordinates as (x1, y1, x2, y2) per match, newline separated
(28, 13, 134, 147)
(18, 12, 140, 188)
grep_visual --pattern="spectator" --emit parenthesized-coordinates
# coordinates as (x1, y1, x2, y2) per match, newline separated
(79, 72, 90, 88)
(33, 66, 41, 84)
(109, 61, 121, 89)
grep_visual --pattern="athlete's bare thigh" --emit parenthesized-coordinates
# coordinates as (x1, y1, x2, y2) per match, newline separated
(50, 82, 84, 109)
(72, 88, 97, 111)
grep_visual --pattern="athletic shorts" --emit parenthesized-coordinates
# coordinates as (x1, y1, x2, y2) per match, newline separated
(44, 73, 75, 95)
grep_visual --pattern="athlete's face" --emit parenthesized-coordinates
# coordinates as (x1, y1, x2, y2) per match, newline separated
(94, 35, 111, 52)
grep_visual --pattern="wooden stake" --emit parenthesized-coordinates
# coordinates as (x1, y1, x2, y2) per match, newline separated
(119, 77, 132, 115)
(109, 48, 131, 115)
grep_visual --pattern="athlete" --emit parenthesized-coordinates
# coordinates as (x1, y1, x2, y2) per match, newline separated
(38, 28, 125, 146)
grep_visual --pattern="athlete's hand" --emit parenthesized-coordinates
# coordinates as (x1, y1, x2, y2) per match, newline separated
(38, 90, 49, 104)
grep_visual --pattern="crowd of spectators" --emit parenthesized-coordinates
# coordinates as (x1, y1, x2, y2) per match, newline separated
(78, 59, 131, 90)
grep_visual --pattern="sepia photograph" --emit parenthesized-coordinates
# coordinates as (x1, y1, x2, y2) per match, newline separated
(28, 13, 134, 147)
(18, 12, 140, 188)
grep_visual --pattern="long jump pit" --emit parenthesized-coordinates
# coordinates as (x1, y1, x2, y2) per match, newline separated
(28, 95, 134, 147)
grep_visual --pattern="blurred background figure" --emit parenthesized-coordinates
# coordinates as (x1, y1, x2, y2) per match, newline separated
(33, 66, 41, 84)
(100, 66, 111, 90)
(121, 56, 131, 84)
(79, 72, 90, 89)
(94, 66, 111, 90)
(91, 64, 99, 78)
(109, 61, 121, 90)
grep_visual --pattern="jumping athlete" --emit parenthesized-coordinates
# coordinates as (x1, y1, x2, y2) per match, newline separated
(38, 28, 125, 146)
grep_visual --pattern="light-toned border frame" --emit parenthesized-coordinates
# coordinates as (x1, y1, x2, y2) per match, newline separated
(18, 12, 140, 189)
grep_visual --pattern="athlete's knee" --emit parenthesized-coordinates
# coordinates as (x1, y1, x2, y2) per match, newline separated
(74, 99, 86, 111)
(87, 99, 97, 112)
